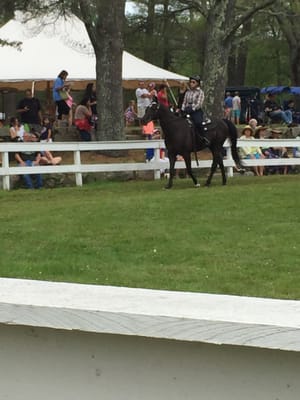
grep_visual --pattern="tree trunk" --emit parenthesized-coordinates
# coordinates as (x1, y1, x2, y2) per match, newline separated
(80, 0, 126, 141)
(202, 1, 234, 118)
(290, 48, 300, 86)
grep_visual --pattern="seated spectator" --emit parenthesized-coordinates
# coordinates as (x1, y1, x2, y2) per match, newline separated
(9, 117, 25, 142)
(264, 94, 293, 125)
(284, 99, 300, 125)
(267, 129, 290, 175)
(15, 132, 43, 189)
(31, 130, 62, 166)
(74, 97, 92, 141)
(40, 116, 53, 142)
(249, 118, 258, 131)
(239, 125, 265, 176)
(124, 100, 138, 127)
(293, 134, 300, 158)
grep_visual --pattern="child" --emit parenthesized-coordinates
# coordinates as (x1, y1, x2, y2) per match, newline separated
(65, 84, 76, 126)
(40, 116, 53, 142)
(124, 100, 137, 126)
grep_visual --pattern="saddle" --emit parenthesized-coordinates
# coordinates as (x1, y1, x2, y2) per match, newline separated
(185, 115, 212, 147)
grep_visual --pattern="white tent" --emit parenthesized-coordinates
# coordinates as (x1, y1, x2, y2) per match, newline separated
(0, 17, 188, 91)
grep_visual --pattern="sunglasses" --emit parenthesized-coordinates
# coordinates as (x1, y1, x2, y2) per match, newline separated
(190, 80, 197, 84)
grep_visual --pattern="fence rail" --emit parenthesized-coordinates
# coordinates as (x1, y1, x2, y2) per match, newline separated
(1, 139, 300, 190)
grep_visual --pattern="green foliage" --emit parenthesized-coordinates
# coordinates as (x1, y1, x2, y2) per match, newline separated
(1, 176, 299, 300)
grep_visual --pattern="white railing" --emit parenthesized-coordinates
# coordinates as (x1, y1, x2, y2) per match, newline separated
(0, 139, 300, 190)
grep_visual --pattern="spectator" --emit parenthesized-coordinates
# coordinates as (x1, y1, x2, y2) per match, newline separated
(84, 83, 97, 128)
(16, 89, 42, 132)
(224, 92, 233, 120)
(157, 84, 170, 107)
(15, 131, 43, 189)
(40, 116, 53, 142)
(74, 97, 92, 141)
(284, 99, 300, 125)
(9, 117, 25, 142)
(268, 129, 290, 175)
(176, 81, 188, 113)
(293, 135, 300, 158)
(31, 130, 62, 166)
(64, 84, 76, 127)
(249, 118, 258, 131)
(263, 93, 293, 125)
(124, 100, 138, 127)
(148, 82, 158, 100)
(232, 91, 241, 125)
(135, 81, 151, 119)
(239, 125, 264, 176)
(53, 70, 69, 121)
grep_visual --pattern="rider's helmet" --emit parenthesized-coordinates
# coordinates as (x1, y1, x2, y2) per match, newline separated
(189, 75, 201, 84)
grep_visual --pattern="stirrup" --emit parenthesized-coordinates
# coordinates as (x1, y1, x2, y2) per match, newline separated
(201, 136, 210, 146)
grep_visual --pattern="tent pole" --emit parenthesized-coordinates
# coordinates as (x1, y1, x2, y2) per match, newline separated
(165, 80, 177, 107)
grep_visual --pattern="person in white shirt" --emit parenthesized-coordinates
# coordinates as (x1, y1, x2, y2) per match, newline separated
(232, 91, 241, 125)
(135, 81, 151, 119)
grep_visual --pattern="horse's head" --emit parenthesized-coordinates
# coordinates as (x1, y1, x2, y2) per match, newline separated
(141, 101, 160, 125)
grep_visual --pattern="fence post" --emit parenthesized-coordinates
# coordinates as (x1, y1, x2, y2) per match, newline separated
(2, 150, 10, 190)
(154, 147, 161, 180)
(225, 141, 233, 177)
(74, 150, 82, 187)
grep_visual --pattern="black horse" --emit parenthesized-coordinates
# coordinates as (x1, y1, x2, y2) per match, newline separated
(141, 102, 244, 189)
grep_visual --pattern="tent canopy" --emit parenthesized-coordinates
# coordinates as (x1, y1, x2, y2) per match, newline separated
(0, 17, 188, 91)
(260, 86, 300, 96)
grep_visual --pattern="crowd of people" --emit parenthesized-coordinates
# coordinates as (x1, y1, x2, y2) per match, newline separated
(1, 70, 300, 187)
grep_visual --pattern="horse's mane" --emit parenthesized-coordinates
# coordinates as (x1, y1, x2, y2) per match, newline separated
(158, 104, 183, 122)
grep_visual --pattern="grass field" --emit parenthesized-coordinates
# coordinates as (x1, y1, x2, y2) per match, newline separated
(0, 174, 299, 300)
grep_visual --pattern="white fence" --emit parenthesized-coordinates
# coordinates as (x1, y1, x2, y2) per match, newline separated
(0, 278, 300, 400)
(0, 138, 300, 190)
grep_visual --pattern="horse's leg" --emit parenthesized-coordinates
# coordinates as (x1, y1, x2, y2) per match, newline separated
(183, 153, 200, 187)
(165, 153, 176, 189)
(205, 149, 223, 187)
(218, 156, 227, 185)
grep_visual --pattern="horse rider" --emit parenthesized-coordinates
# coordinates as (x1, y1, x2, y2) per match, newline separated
(181, 75, 209, 146)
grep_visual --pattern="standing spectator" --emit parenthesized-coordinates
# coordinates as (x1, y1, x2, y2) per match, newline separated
(15, 131, 43, 189)
(135, 81, 151, 119)
(124, 100, 137, 127)
(148, 82, 157, 100)
(84, 83, 97, 128)
(157, 84, 170, 107)
(224, 92, 233, 120)
(232, 91, 241, 125)
(176, 81, 188, 113)
(74, 97, 92, 141)
(64, 85, 76, 127)
(53, 70, 69, 121)
(16, 89, 42, 132)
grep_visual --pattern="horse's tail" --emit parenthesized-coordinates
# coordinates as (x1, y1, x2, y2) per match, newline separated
(223, 119, 245, 172)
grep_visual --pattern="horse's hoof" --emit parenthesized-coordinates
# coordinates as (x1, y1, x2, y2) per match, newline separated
(195, 183, 200, 188)
(204, 183, 210, 187)
(164, 185, 172, 190)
